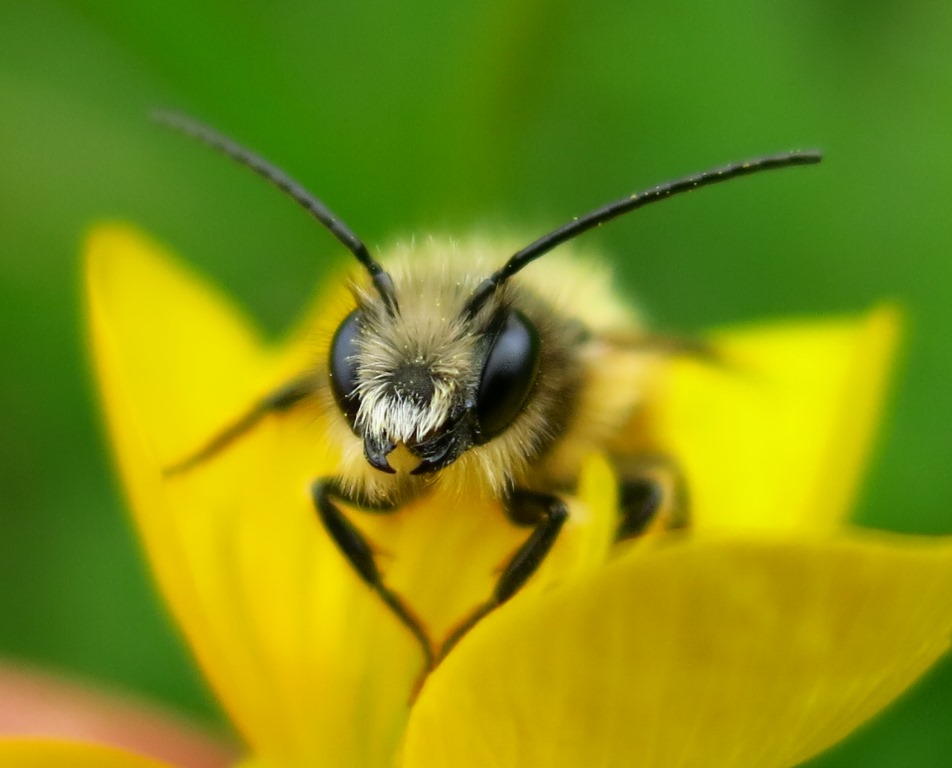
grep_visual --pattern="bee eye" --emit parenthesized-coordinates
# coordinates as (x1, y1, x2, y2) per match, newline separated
(329, 309, 362, 426)
(475, 310, 540, 440)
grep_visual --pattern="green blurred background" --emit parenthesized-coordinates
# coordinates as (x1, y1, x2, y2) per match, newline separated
(1, 2, 950, 764)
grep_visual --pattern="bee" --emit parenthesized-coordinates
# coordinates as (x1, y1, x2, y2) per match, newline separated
(155, 111, 820, 672)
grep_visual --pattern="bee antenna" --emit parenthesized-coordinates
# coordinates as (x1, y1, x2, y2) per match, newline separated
(464, 149, 822, 316)
(151, 110, 398, 311)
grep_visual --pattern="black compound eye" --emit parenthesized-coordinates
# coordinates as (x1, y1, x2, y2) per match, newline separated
(475, 310, 540, 440)
(329, 309, 362, 426)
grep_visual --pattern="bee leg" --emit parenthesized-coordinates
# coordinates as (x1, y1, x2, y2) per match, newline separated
(615, 455, 689, 541)
(311, 478, 435, 669)
(164, 374, 314, 476)
(438, 490, 568, 660)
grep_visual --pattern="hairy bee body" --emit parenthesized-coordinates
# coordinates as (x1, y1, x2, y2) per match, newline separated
(319, 237, 650, 507)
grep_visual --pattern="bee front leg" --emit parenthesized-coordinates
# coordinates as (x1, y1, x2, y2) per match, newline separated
(438, 489, 568, 661)
(311, 478, 435, 668)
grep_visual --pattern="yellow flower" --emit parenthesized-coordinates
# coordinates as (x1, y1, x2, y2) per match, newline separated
(4, 224, 952, 768)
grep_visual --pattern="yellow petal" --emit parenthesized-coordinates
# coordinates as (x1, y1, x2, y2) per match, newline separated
(404, 534, 952, 768)
(86, 225, 420, 766)
(647, 307, 900, 532)
(0, 741, 171, 768)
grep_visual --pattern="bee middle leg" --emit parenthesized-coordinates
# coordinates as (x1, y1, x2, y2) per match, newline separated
(615, 455, 689, 541)
(165, 374, 315, 476)
(311, 478, 435, 668)
(439, 489, 568, 660)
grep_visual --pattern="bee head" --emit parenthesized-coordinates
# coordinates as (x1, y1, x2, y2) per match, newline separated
(328, 278, 541, 475)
